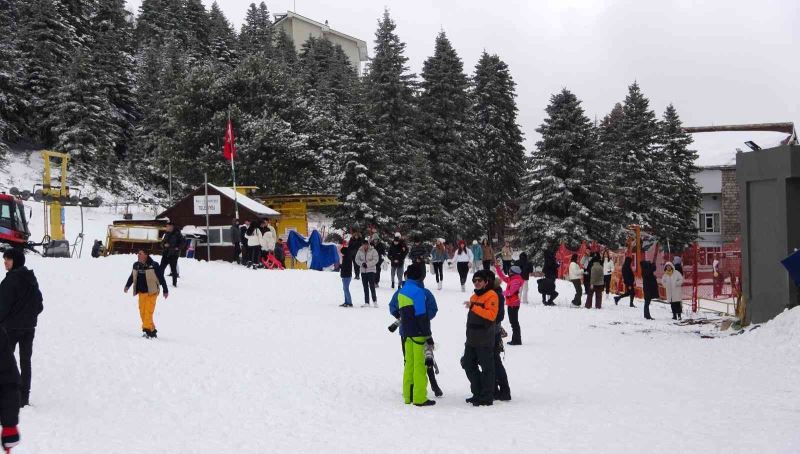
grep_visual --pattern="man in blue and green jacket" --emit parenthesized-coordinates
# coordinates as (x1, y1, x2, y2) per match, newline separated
(389, 264, 438, 406)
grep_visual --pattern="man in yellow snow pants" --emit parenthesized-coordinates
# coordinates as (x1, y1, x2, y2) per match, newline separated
(138, 293, 157, 332)
(125, 250, 169, 338)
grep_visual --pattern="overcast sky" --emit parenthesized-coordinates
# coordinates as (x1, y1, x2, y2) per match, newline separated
(126, 0, 799, 166)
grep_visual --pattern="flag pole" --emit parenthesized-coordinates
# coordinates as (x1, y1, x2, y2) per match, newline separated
(204, 172, 211, 261)
(229, 112, 239, 220)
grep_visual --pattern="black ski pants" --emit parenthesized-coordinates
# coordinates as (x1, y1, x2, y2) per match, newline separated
(482, 260, 492, 271)
(375, 261, 383, 284)
(644, 297, 652, 319)
(233, 242, 241, 264)
(160, 255, 179, 284)
(7, 329, 34, 405)
(461, 344, 495, 403)
(507, 307, 521, 344)
(571, 279, 583, 305)
(457, 262, 470, 285)
(361, 272, 376, 304)
(616, 284, 635, 305)
(604, 274, 611, 294)
(433, 262, 444, 283)
(494, 334, 510, 397)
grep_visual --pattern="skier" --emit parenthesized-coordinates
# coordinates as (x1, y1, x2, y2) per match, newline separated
(230, 219, 242, 264)
(585, 253, 604, 309)
(662, 262, 684, 320)
(430, 240, 448, 290)
(489, 271, 511, 401)
(0, 248, 43, 408)
(480, 239, 494, 271)
(602, 250, 614, 296)
(539, 250, 559, 306)
(470, 240, 483, 272)
(641, 260, 658, 320)
(500, 243, 513, 275)
(452, 240, 474, 292)
(159, 223, 183, 287)
(371, 237, 386, 288)
(516, 252, 533, 304)
(244, 220, 261, 269)
(355, 240, 379, 307)
(389, 264, 440, 406)
(462, 270, 499, 406)
(124, 249, 169, 338)
(568, 254, 583, 307)
(494, 264, 524, 345)
(339, 246, 353, 307)
(388, 233, 408, 289)
(0, 323, 21, 452)
(613, 257, 636, 307)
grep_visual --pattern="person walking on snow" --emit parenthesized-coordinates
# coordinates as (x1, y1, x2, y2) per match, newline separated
(494, 263, 524, 345)
(0, 248, 43, 408)
(662, 262, 684, 320)
(462, 270, 499, 406)
(452, 240, 474, 292)
(389, 264, 440, 406)
(430, 240, 448, 290)
(585, 253, 604, 309)
(388, 233, 408, 289)
(641, 260, 658, 320)
(515, 252, 533, 304)
(568, 254, 583, 307)
(602, 250, 614, 296)
(159, 222, 183, 287)
(339, 246, 354, 307)
(539, 250, 559, 305)
(347, 231, 365, 280)
(489, 271, 511, 401)
(480, 239, 495, 271)
(239, 220, 250, 266)
(501, 243, 513, 275)
(371, 237, 386, 287)
(613, 256, 636, 307)
(355, 241, 379, 307)
(470, 240, 483, 272)
(124, 249, 169, 338)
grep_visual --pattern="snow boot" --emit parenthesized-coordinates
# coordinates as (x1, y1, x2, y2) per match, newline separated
(614, 296, 620, 305)
(414, 400, 436, 407)
(150, 329, 158, 339)
(465, 396, 477, 404)
(373, 301, 378, 308)
(630, 303, 636, 308)
(339, 302, 353, 308)
(432, 384, 443, 398)
(472, 399, 493, 407)
(495, 391, 511, 401)
(437, 281, 442, 290)
(391, 282, 395, 289)
(361, 302, 371, 308)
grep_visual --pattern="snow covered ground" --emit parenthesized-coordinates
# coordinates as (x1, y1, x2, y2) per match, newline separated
(10, 253, 800, 453)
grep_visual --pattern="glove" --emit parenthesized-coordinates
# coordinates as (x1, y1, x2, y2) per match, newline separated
(2, 426, 20, 451)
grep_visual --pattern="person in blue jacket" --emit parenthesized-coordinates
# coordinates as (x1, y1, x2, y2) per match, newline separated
(389, 264, 439, 406)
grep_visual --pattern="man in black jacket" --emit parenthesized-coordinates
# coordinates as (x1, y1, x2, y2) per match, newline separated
(347, 231, 364, 280)
(159, 223, 183, 287)
(388, 233, 408, 289)
(230, 219, 242, 264)
(408, 237, 428, 279)
(0, 248, 43, 408)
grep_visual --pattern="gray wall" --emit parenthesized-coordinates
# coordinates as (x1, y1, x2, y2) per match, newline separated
(737, 145, 800, 323)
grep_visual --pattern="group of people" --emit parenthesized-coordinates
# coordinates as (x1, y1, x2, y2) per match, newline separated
(233, 219, 286, 270)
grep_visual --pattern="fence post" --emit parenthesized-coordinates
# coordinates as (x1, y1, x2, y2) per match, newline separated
(692, 242, 699, 313)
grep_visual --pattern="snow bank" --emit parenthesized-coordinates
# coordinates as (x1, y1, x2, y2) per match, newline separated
(746, 306, 800, 348)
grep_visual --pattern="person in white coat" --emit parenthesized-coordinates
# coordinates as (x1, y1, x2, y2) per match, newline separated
(259, 220, 277, 254)
(355, 242, 380, 307)
(662, 262, 684, 320)
(602, 250, 614, 296)
(568, 254, 583, 307)
(452, 240, 474, 292)
(244, 220, 262, 269)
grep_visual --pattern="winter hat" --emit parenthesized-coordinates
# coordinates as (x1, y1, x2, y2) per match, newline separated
(406, 263, 424, 282)
(510, 265, 522, 275)
(394, 232, 401, 238)
(2, 248, 25, 270)
(473, 240, 478, 245)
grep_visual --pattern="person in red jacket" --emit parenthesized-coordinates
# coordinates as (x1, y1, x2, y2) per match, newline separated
(494, 263, 524, 345)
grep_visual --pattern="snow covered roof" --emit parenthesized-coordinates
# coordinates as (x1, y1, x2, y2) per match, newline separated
(692, 131, 791, 167)
(208, 184, 280, 216)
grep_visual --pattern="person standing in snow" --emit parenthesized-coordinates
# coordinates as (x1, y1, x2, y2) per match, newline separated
(239, 220, 250, 266)
(244, 220, 261, 269)
(515, 252, 533, 304)
(585, 253, 604, 309)
(430, 240, 448, 290)
(480, 239, 495, 271)
(662, 262, 684, 320)
(501, 243, 513, 275)
(408, 237, 428, 279)
(581, 249, 593, 296)
(389, 264, 440, 405)
(159, 222, 183, 287)
(90, 240, 105, 258)
(355, 241, 379, 307)
(494, 264, 524, 345)
(0, 322, 21, 451)
(231, 219, 242, 264)
(712, 255, 723, 298)
(388, 233, 408, 289)
(339, 246, 354, 307)
(489, 271, 511, 401)
(641, 260, 658, 320)
(539, 250, 559, 306)
(452, 240, 473, 292)
(568, 254, 583, 307)
(371, 237, 386, 288)
(470, 240, 483, 272)
(274, 238, 286, 268)
(258, 219, 277, 265)
(124, 249, 169, 338)
(462, 270, 499, 406)
(347, 231, 365, 280)
(0, 248, 43, 408)
(613, 256, 636, 307)
(602, 250, 614, 296)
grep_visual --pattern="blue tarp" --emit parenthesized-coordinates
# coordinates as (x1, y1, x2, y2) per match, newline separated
(286, 230, 340, 271)
(781, 250, 800, 287)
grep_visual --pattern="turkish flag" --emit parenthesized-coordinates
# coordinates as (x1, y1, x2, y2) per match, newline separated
(223, 119, 236, 161)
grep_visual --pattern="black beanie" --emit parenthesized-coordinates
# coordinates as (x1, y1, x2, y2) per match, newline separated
(2, 248, 25, 269)
(406, 263, 424, 281)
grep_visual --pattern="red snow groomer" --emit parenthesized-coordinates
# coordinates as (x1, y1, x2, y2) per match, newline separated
(0, 193, 31, 251)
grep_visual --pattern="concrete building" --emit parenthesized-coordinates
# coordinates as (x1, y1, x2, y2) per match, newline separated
(693, 165, 740, 262)
(273, 11, 369, 71)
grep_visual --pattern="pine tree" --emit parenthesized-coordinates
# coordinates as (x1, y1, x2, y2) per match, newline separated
(183, 0, 211, 60)
(656, 104, 701, 249)
(0, 0, 24, 159)
(239, 2, 273, 57)
(134, 0, 184, 48)
(472, 51, 526, 243)
(399, 150, 447, 242)
(273, 28, 297, 65)
(365, 9, 420, 228)
(418, 31, 483, 240)
(208, 1, 237, 65)
(518, 89, 597, 259)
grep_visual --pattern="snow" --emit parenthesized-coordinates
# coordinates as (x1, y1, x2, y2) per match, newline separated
(9, 252, 800, 453)
(208, 183, 280, 217)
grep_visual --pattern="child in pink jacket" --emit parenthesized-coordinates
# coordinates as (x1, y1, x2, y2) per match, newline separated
(495, 264, 524, 345)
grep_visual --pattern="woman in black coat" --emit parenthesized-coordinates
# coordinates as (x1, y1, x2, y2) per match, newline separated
(641, 260, 658, 320)
(613, 256, 636, 308)
(538, 251, 559, 306)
